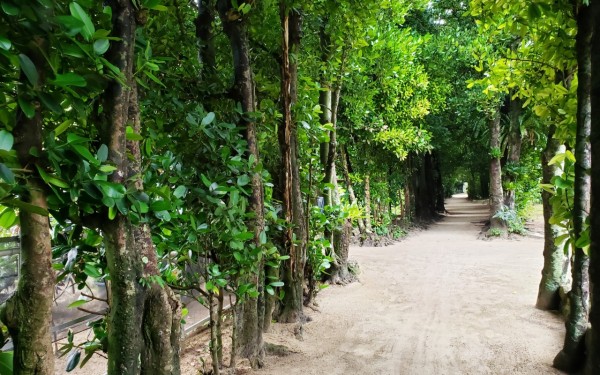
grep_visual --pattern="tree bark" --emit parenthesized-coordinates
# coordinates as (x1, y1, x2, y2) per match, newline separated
(218, 0, 265, 367)
(195, 0, 216, 77)
(102, 3, 181, 374)
(2, 78, 55, 375)
(277, 5, 307, 324)
(364, 173, 372, 233)
(488, 108, 505, 230)
(554, 5, 592, 372)
(587, 2, 600, 373)
(503, 96, 523, 210)
(536, 130, 569, 311)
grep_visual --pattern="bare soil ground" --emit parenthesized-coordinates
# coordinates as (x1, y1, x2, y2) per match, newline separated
(252, 194, 565, 375)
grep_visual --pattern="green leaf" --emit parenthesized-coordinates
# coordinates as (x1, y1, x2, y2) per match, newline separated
(270, 281, 284, 287)
(5, 198, 49, 216)
(96, 144, 108, 162)
(201, 174, 211, 188)
(55, 120, 73, 136)
(83, 263, 101, 278)
(18, 97, 35, 119)
(0, 163, 15, 184)
(0, 130, 13, 151)
(36, 165, 69, 188)
(150, 200, 171, 211)
(1, 1, 18, 15)
(69, 2, 95, 41)
(237, 174, 250, 187)
(51, 72, 87, 87)
(65, 350, 81, 372)
(93, 39, 110, 55)
(0, 35, 11, 51)
(202, 112, 215, 126)
(0, 208, 17, 228)
(95, 181, 126, 199)
(259, 230, 267, 245)
(0, 351, 13, 374)
(173, 185, 187, 198)
(38, 92, 63, 114)
(68, 299, 89, 308)
(18, 54, 38, 87)
(72, 145, 98, 164)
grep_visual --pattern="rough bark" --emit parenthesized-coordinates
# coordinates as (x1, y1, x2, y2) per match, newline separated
(587, 3, 600, 373)
(503, 96, 523, 211)
(277, 5, 307, 324)
(536, 130, 569, 311)
(2, 80, 55, 374)
(128, 84, 181, 375)
(103, 3, 181, 374)
(217, 0, 264, 367)
(554, 5, 592, 372)
(488, 108, 505, 230)
(195, 0, 216, 79)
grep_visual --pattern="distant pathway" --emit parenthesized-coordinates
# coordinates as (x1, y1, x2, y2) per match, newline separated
(255, 195, 565, 375)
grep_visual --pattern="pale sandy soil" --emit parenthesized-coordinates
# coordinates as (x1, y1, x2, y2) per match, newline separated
(252, 195, 565, 375)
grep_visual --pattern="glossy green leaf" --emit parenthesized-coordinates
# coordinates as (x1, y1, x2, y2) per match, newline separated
(0, 130, 13, 151)
(0, 163, 14, 184)
(4, 198, 49, 216)
(51, 72, 87, 87)
(93, 39, 110, 55)
(69, 2, 95, 40)
(18, 97, 35, 119)
(18, 54, 38, 87)
(0, 208, 17, 228)
(36, 165, 69, 188)
(0, 351, 13, 374)
(0, 35, 10, 51)
(95, 181, 126, 199)
(1, 1, 18, 16)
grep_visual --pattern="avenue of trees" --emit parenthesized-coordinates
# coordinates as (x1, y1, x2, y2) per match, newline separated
(0, 0, 599, 374)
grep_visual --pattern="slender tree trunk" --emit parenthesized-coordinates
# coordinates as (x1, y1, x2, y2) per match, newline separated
(537, 130, 569, 310)
(433, 152, 445, 212)
(364, 173, 372, 233)
(195, 0, 216, 77)
(503, 96, 523, 210)
(277, 5, 307, 324)
(218, 1, 264, 367)
(488, 108, 505, 230)
(2, 84, 54, 374)
(554, 5, 592, 372)
(587, 3, 600, 373)
(340, 145, 365, 233)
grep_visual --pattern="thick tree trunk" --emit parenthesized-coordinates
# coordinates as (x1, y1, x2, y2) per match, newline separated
(103, 3, 181, 374)
(554, 6, 592, 372)
(218, 0, 264, 367)
(503, 97, 523, 211)
(128, 85, 181, 375)
(536, 131, 569, 311)
(488, 108, 505, 230)
(587, 3, 600, 373)
(2, 96, 54, 375)
(277, 5, 307, 324)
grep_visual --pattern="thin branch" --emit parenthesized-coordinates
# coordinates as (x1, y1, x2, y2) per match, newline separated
(77, 306, 108, 316)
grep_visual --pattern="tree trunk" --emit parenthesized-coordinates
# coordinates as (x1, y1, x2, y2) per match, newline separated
(536, 130, 569, 311)
(340, 145, 365, 233)
(128, 84, 181, 375)
(503, 96, 523, 210)
(218, 0, 264, 367)
(364, 173, 372, 233)
(488, 108, 505, 230)
(277, 5, 307, 324)
(2, 83, 54, 375)
(103, 3, 181, 374)
(554, 5, 592, 372)
(433, 152, 445, 213)
(195, 0, 216, 78)
(587, 3, 600, 373)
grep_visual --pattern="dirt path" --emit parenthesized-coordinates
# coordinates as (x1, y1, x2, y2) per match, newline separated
(254, 195, 565, 375)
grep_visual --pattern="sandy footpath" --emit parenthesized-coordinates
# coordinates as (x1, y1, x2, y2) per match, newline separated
(252, 195, 565, 375)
